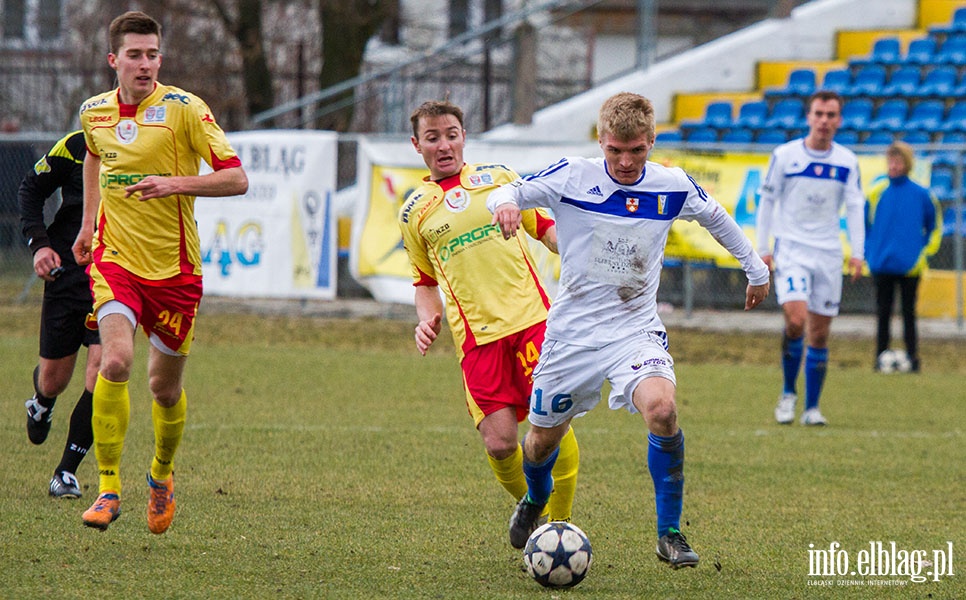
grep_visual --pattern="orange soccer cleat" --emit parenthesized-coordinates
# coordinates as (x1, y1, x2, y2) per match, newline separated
(146, 473, 176, 534)
(82, 492, 121, 530)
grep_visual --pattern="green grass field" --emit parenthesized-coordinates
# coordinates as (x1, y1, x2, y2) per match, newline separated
(0, 294, 963, 599)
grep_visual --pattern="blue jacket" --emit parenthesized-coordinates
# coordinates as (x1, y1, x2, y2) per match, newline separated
(864, 175, 942, 276)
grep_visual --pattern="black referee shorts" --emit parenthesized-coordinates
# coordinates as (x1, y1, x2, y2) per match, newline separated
(38, 291, 100, 360)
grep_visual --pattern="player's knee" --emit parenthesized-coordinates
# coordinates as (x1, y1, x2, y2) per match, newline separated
(148, 377, 182, 407)
(99, 354, 133, 382)
(37, 375, 69, 397)
(524, 427, 564, 463)
(481, 428, 519, 460)
(644, 396, 678, 432)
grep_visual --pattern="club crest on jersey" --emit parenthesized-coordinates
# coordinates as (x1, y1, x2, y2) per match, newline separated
(626, 197, 639, 213)
(444, 188, 470, 213)
(813, 165, 824, 176)
(468, 173, 493, 186)
(144, 106, 166, 123)
(116, 119, 138, 144)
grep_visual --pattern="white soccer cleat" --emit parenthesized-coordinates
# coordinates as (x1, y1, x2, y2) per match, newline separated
(774, 393, 796, 424)
(799, 408, 828, 426)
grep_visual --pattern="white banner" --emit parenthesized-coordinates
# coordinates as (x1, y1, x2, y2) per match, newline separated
(196, 130, 338, 299)
(350, 137, 598, 304)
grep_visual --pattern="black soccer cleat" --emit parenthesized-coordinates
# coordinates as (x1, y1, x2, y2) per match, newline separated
(656, 527, 700, 568)
(509, 496, 547, 549)
(25, 395, 53, 445)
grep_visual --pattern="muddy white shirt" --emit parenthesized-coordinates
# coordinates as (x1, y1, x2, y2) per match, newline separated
(488, 156, 769, 348)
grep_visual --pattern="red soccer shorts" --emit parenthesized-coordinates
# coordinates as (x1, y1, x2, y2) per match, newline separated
(460, 321, 546, 427)
(89, 260, 202, 355)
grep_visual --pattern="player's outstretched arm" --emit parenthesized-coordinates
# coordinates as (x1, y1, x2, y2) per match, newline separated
(744, 282, 770, 311)
(491, 204, 521, 240)
(124, 166, 249, 201)
(72, 152, 100, 266)
(540, 224, 558, 254)
(847, 256, 863, 282)
(413, 285, 444, 356)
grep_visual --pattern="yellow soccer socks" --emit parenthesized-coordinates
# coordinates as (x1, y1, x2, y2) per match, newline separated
(487, 444, 529, 501)
(151, 389, 186, 482)
(547, 426, 579, 522)
(488, 427, 580, 522)
(91, 373, 130, 495)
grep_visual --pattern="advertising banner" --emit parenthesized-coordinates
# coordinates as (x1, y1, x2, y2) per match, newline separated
(196, 130, 338, 299)
(351, 138, 598, 304)
(352, 140, 923, 304)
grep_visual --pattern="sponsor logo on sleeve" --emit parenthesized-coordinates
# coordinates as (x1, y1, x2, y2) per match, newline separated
(162, 92, 190, 105)
(80, 98, 108, 114)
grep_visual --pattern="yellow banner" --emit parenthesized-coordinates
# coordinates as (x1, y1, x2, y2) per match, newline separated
(649, 149, 923, 266)
(351, 139, 926, 303)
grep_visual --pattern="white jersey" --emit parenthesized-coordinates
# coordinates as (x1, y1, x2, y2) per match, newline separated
(756, 138, 865, 259)
(488, 156, 769, 348)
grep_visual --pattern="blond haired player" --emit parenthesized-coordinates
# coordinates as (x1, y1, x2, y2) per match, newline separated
(72, 11, 248, 533)
(490, 92, 770, 567)
(400, 101, 579, 538)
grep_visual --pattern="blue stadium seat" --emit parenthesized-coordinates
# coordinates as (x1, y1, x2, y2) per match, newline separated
(686, 127, 719, 142)
(901, 130, 933, 145)
(834, 130, 859, 145)
(820, 69, 852, 96)
(917, 66, 958, 98)
(656, 130, 683, 142)
(863, 130, 897, 145)
(840, 98, 875, 131)
(932, 36, 966, 65)
(930, 169, 954, 201)
(903, 38, 937, 65)
(939, 130, 966, 144)
(847, 65, 887, 97)
(764, 98, 805, 130)
(939, 101, 966, 133)
(952, 76, 966, 98)
(929, 6, 966, 36)
(721, 129, 754, 143)
(680, 101, 732, 133)
(879, 66, 921, 98)
(755, 130, 789, 145)
(765, 68, 816, 100)
(702, 101, 733, 129)
(852, 37, 901, 67)
(904, 100, 946, 133)
(867, 99, 909, 132)
(733, 100, 769, 130)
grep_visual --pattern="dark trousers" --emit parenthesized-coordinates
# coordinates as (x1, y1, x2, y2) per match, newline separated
(873, 273, 920, 359)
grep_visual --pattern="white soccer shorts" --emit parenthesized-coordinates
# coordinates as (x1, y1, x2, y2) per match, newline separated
(773, 239, 844, 317)
(527, 331, 677, 429)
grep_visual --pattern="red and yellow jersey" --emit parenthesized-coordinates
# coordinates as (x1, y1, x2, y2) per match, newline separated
(399, 163, 554, 359)
(79, 82, 241, 281)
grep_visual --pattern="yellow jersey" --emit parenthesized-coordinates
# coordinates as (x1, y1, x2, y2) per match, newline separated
(79, 82, 241, 281)
(399, 163, 553, 358)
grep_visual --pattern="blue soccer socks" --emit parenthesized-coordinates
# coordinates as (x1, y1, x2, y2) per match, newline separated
(648, 429, 685, 538)
(781, 333, 804, 395)
(804, 346, 829, 411)
(521, 439, 559, 507)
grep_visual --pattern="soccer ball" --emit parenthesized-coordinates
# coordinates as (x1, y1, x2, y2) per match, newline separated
(523, 522, 592, 588)
(877, 349, 912, 374)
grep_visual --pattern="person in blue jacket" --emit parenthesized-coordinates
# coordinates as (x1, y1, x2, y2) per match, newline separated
(865, 141, 943, 372)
